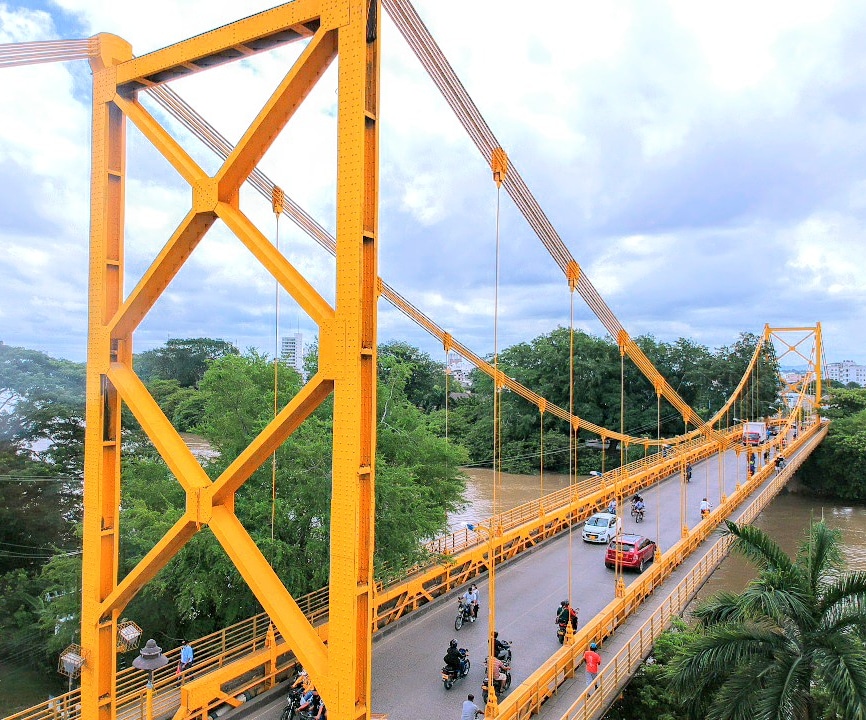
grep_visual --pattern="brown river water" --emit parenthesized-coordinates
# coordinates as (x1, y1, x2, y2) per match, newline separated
(449, 467, 866, 604)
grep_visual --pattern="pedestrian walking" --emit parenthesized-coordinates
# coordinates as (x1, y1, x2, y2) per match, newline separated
(460, 693, 482, 719)
(178, 640, 194, 675)
(584, 642, 601, 695)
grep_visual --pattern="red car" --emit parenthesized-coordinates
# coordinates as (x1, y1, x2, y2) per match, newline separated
(604, 534, 657, 573)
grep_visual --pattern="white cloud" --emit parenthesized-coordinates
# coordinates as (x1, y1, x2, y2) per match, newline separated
(0, 0, 865, 371)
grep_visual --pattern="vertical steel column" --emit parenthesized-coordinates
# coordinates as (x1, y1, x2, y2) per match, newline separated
(814, 322, 822, 414)
(329, 2, 379, 719)
(81, 34, 133, 720)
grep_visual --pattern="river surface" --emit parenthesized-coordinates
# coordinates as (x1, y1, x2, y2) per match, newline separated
(450, 467, 866, 602)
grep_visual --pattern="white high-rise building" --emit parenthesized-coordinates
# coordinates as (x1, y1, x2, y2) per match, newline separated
(824, 360, 866, 387)
(281, 333, 304, 375)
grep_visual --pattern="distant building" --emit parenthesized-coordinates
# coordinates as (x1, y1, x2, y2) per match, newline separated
(782, 371, 804, 386)
(280, 333, 304, 376)
(446, 351, 473, 387)
(824, 360, 866, 387)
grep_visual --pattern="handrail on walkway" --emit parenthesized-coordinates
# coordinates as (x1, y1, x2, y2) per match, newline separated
(493, 421, 826, 720)
(3, 424, 818, 720)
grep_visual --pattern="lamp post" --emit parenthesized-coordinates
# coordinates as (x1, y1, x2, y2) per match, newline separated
(132, 639, 168, 720)
(465, 521, 499, 717)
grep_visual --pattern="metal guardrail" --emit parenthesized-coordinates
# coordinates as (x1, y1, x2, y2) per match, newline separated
(4, 423, 814, 720)
(489, 422, 826, 720)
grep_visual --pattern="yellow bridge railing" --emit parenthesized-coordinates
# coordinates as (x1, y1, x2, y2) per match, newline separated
(495, 421, 827, 720)
(4, 423, 817, 720)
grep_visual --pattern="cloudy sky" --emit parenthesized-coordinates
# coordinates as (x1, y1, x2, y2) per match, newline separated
(1, 0, 864, 373)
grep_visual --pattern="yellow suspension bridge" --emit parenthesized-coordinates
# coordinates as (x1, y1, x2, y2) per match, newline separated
(0, 2, 827, 720)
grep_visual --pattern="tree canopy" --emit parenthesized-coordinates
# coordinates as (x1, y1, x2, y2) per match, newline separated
(667, 520, 866, 720)
(797, 387, 866, 499)
(447, 329, 780, 474)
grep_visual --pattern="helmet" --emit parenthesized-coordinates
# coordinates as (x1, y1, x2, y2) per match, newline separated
(561, 600, 569, 606)
(590, 642, 598, 650)
(449, 639, 457, 648)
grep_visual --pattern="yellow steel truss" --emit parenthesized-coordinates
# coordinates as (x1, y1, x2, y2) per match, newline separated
(80, 3, 379, 719)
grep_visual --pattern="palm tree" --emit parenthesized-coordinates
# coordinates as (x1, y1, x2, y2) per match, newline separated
(667, 519, 866, 720)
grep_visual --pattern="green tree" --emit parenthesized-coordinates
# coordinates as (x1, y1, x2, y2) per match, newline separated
(667, 520, 866, 720)
(798, 388, 866, 500)
(0, 344, 86, 477)
(379, 341, 451, 412)
(448, 329, 780, 474)
(134, 338, 239, 387)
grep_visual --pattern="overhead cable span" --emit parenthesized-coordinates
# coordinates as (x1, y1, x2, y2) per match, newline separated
(0, 38, 94, 68)
(382, 0, 718, 439)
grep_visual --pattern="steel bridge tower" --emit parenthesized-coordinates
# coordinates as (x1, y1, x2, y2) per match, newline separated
(80, 2, 380, 719)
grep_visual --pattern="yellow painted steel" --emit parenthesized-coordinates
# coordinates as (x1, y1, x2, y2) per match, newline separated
(78, 3, 379, 719)
(9, 419, 822, 720)
(494, 420, 828, 720)
(81, 32, 133, 720)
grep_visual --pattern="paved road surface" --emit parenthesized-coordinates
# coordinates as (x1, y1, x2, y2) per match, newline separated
(226, 444, 765, 720)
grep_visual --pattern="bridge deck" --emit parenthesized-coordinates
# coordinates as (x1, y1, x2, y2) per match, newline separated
(535, 427, 820, 720)
(210, 426, 819, 720)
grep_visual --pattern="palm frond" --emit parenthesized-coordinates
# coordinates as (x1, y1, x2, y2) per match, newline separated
(753, 650, 811, 720)
(814, 638, 866, 720)
(819, 571, 866, 621)
(693, 591, 749, 627)
(739, 582, 814, 633)
(706, 665, 765, 720)
(724, 521, 793, 573)
(799, 521, 843, 593)
(668, 621, 785, 694)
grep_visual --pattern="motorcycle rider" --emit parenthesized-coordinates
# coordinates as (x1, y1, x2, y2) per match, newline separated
(291, 667, 315, 707)
(632, 496, 646, 518)
(606, 498, 617, 515)
(685, 463, 693, 482)
(700, 498, 712, 517)
(444, 639, 463, 676)
(297, 688, 323, 717)
(462, 584, 479, 621)
(556, 600, 578, 631)
(489, 655, 508, 693)
(493, 631, 509, 661)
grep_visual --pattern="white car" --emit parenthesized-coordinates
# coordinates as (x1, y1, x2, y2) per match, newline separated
(582, 512, 622, 543)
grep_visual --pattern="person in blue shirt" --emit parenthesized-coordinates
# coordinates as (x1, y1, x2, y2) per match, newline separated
(179, 640, 194, 672)
(460, 694, 482, 719)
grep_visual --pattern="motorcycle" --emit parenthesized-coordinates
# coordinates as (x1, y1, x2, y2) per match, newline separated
(700, 507, 711, 519)
(455, 600, 474, 630)
(556, 622, 567, 644)
(441, 648, 470, 689)
(281, 686, 325, 720)
(481, 658, 512, 704)
(280, 686, 303, 720)
(633, 507, 644, 523)
(555, 610, 577, 644)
